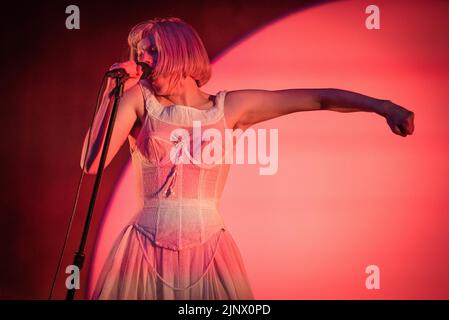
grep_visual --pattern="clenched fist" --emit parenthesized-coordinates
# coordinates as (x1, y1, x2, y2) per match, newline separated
(383, 101, 415, 137)
(108, 60, 143, 91)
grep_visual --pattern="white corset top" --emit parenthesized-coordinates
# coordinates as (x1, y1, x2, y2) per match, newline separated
(128, 80, 233, 250)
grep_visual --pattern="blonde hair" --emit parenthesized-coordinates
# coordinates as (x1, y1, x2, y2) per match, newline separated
(127, 17, 211, 89)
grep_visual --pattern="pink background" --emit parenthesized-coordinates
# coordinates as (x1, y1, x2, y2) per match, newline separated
(2, 0, 448, 299)
(89, 0, 449, 299)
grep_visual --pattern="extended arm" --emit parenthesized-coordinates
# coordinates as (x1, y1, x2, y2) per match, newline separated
(224, 88, 414, 136)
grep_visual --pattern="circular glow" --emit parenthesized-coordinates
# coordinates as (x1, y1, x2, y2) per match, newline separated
(88, 0, 449, 299)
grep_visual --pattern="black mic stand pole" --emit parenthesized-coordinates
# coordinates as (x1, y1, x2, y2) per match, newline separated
(66, 72, 128, 300)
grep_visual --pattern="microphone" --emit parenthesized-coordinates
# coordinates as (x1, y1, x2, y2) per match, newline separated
(137, 62, 153, 80)
(105, 68, 129, 78)
(105, 62, 153, 79)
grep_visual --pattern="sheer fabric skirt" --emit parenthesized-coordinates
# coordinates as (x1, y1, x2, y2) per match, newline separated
(90, 224, 254, 300)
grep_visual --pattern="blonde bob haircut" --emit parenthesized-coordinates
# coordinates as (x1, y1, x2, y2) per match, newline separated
(127, 17, 212, 89)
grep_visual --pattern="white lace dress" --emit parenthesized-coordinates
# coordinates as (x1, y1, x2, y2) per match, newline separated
(90, 80, 254, 300)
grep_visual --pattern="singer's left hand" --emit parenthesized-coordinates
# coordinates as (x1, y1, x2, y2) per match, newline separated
(109, 60, 142, 78)
(383, 101, 415, 137)
(109, 60, 143, 91)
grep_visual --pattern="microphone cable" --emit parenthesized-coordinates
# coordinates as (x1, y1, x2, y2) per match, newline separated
(48, 73, 109, 300)
(48, 64, 151, 299)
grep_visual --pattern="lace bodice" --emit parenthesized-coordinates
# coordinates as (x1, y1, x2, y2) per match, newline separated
(128, 80, 233, 250)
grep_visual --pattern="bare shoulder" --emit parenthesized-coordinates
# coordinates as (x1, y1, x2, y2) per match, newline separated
(122, 83, 144, 102)
(223, 89, 270, 130)
(223, 90, 239, 130)
(120, 83, 145, 119)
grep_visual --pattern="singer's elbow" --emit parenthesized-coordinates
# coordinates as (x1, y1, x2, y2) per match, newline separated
(80, 155, 99, 175)
(81, 163, 97, 175)
(81, 156, 113, 175)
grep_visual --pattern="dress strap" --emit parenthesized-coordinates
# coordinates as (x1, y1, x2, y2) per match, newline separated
(137, 80, 158, 115)
(214, 90, 227, 118)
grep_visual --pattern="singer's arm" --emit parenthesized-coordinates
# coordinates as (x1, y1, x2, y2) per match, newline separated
(224, 88, 414, 136)
(80, 83, 142, 174)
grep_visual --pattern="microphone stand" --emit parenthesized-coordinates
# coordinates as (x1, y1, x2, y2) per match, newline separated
(66, 72, 128, 300)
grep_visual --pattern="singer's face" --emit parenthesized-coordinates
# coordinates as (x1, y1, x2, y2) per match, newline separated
(136, 37, 157, 68)
(136, 37, 172, 95)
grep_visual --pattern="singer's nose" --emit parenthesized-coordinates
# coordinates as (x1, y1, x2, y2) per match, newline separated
(137, 52, 144, 62)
